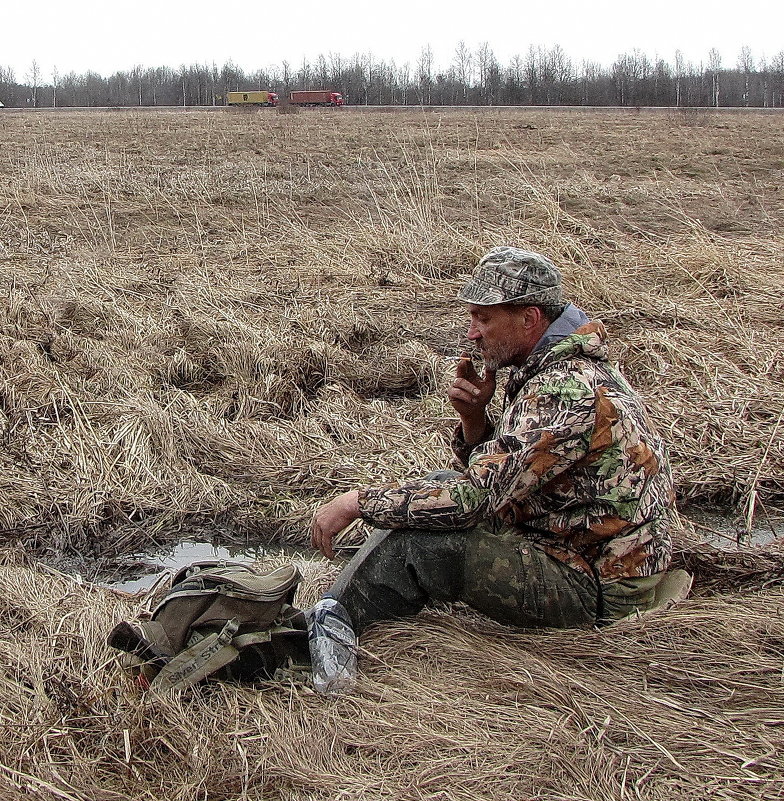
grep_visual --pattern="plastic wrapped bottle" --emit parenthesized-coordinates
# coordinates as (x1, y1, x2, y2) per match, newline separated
(307, 597, 357, 695)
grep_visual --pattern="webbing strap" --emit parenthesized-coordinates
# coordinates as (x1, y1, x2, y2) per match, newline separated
(136, 619, 175, 658)
(232, 630, 272, 649)
(231, 624, 303, 651)
(151, 619, 240, 692)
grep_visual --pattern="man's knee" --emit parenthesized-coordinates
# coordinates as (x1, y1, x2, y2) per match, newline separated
(327, 527, 468, 631)
(328, 528, 402, 598)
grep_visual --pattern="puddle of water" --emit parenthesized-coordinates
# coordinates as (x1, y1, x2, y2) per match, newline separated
(100, 506, 782, 593)
(104, 540, 307, 593)
(682, 507, 783, 550)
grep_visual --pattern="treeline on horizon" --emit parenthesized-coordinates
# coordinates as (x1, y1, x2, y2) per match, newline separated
(1, 43, 782, 108)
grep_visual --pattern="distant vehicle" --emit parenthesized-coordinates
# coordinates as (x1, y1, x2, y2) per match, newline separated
(227, 91, 278, 107)
(289, 90, 344, 107)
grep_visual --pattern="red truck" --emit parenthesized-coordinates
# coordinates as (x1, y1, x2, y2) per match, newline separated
(289, 90, 344, 107)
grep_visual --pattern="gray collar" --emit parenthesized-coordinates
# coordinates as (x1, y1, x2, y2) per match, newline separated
(530, 303, 590, 356)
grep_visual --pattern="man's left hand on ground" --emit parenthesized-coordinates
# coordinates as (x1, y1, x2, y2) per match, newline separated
(311, 490, 361, 559)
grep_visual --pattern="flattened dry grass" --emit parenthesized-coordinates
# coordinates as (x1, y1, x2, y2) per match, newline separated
(0, 545, 782, 800)
(0, 109, 781, 550)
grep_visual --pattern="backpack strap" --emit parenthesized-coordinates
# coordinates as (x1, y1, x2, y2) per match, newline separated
(150, 618, 308, 691)
(151, 619, 240, 692)
(232, 630, 273, 648)
(231, 620, 305, 649)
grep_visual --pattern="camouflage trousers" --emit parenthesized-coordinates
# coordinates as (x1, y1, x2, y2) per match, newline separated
(327, 523, 602, 634)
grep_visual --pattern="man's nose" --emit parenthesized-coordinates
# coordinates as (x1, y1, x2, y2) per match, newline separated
(467, 322, 480, 340)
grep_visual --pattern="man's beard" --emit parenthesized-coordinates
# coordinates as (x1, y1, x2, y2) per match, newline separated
(480, 342, 520, 370)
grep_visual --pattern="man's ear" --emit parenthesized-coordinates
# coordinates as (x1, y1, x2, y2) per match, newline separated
(521, 305, 543, 329)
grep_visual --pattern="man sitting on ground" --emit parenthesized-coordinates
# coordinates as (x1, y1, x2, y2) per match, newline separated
(309, 247, 675, 690)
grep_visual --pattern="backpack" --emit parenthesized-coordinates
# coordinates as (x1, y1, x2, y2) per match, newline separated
(107, 560, 310, 691)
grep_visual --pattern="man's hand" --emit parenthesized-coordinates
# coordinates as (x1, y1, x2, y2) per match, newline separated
(311, 490, 361, 560)
(447, 353, 497, 445)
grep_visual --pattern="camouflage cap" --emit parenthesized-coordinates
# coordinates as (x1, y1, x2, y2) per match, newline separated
(457, 247, 563, 306)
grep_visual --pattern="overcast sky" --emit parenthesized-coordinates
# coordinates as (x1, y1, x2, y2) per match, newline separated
(3, 1, 782, 80)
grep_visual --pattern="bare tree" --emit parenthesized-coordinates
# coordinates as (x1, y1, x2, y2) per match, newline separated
(758, 56, 770, 107)
(329, 53, 343, 89)
(612, 49, 652, 106)
(524, 46, 539, 104)
(220, 60, 243, 98)
(452, 41, 472, 103)
(297, 56, 311, 88)
(210, 62, 220, 105)
(652, 57, 671, 105)
(612, 54, 629, 105)
(130, 65, 143, 105)
(383, 58, 398, 105)
(738, 46, 754, 105)
(548, 45, 572, 104)
(416, 45, 433, 104)
(579, 60, 601, 105)
(26, 60, 40, 107)
(316, 54, 329, 88)
(674, 50, 684, 106)
(51, 66, 60, 107)
(398, 61, 411, 105)
(363, 52, 373, 104)
(476, 42, 500, 104)
(179, 66, 188, 106)
(772, 51, 784, 107)
(707, 48, 722, 107)
(505, 54, 525, 105)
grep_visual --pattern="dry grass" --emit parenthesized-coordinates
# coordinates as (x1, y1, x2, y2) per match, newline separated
(0, 107, 782, 799)
(0, 544, 783, 800)
(0, 108, 781, 554)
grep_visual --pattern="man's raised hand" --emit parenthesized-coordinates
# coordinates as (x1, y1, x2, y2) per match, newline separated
(447, 354, 496, 445)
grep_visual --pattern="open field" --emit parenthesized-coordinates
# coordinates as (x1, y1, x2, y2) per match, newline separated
(0, 108, 782, 799)
(0, 107, 781, 555)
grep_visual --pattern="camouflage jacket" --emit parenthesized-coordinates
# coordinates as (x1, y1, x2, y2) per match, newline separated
(358, 321, 674, 580)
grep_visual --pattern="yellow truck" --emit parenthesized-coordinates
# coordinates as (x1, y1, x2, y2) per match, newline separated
(227, 91, 278, 107)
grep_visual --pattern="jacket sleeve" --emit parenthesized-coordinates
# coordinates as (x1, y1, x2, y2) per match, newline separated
(450, 416, 496, 469)
(358, 373, 598, 530)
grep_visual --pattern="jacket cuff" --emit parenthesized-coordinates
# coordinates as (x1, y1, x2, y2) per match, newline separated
(450, 420, 493, 467)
